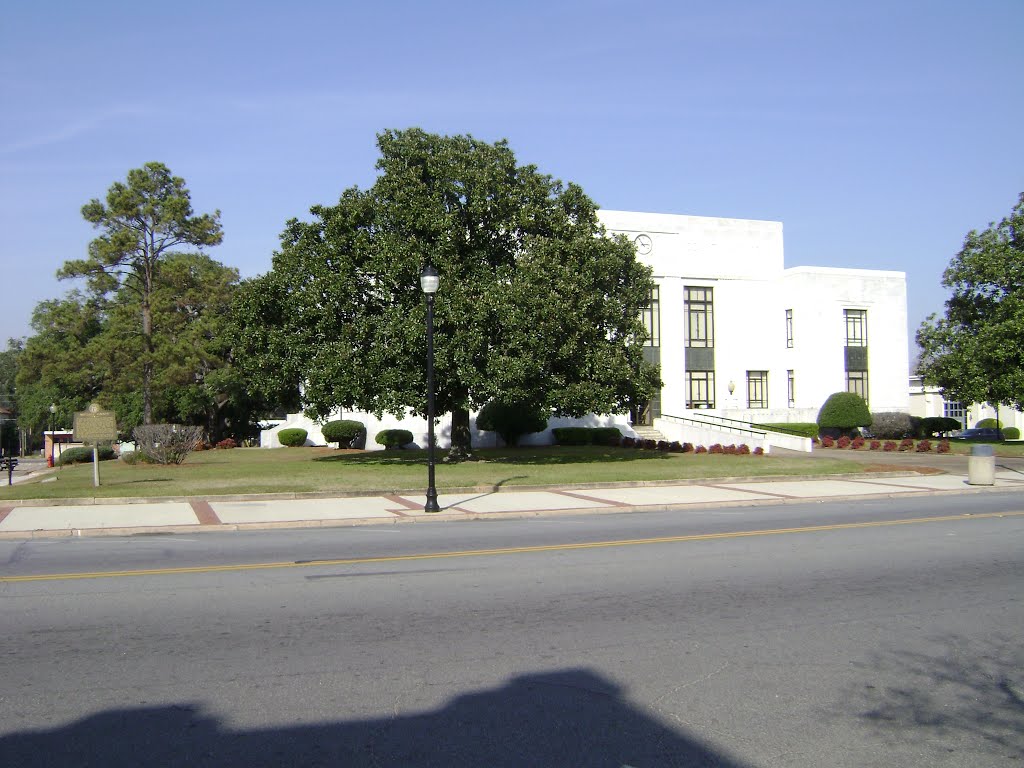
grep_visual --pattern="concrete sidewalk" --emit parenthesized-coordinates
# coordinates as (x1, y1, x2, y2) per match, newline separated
(2, 468, 1022, 538)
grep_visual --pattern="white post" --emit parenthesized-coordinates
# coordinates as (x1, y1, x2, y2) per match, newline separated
(92, 445, 100, 487)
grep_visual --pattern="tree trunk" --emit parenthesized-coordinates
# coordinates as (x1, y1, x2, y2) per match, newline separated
(445, 405, 474, 462)
(141, 299, 154, 425)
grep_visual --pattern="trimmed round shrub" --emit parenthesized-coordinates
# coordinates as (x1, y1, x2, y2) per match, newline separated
(916, 439, 932, 452)
(817, 392, 871, 437)
(551, 427, 592, 446)
(376, 429, 413, 449)
(937, 439, 951, 453)
(919, 416, 962, 437)
(475, 401, 548, 447)
(975, 418, 1002, 429)
(277, 428, 308, 447)
(869, 412, 913, 440)
(57, 445, 116, 466)
(321, 419, 366, 449)
(1003, 427, 1020, 440)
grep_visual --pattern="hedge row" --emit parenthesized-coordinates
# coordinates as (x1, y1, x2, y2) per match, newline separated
(551, 427, 623, 446)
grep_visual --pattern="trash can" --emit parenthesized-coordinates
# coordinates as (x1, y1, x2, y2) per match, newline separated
(967, 444, 995, 486)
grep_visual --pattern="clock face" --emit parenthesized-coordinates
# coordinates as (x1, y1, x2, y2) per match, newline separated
(634, 234, 653, 255)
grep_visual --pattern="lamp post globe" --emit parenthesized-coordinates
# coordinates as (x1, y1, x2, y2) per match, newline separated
(420, 264, 441, 513)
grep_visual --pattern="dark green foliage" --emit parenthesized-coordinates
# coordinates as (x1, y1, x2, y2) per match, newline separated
(56, 445, 115, 465)
(321, 419, 366, 449)
(230, 129, 660, 461)
(375, 429, 413, 449)
(817, 392, 872, 436)
(551, 427, 593, 446)
(1003, 427, 1020, 439)
(754, 422, 819, 438)
(916, 192, 1024, 411)
(975, 418, 1002, 428)
(277, 428, 308, 447)
(591, 427, 623, 446)
(919, 416, 962, 436)
(869, 412, 914, 439)
(475, 400, 548, 447)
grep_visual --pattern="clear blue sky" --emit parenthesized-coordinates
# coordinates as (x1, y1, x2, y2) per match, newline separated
(2, 0, 1022, 361)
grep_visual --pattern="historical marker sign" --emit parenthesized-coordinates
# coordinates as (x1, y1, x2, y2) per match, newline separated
(73, 403, 118, 487)
(73, 402, 118, 444)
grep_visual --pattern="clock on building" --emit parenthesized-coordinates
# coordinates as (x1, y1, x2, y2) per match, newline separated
(633, 234, 653, 255)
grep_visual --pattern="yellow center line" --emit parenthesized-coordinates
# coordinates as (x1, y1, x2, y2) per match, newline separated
(3, 510, 1022, 583)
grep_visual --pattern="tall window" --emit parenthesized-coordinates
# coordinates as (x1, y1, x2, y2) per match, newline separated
(747, 371, 768, 409)
(944, 400, 966, 429)
(641, 286, 660, 347)
(785, 309, 794, 348)
(846, 370, 869, 404)
(844, 309, 867, 346)
(686, 371, 715, 409)
(685, 287, 714, 348)
(787, 369, 795, 407)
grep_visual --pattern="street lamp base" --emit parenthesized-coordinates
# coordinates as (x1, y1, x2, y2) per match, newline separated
(424, 490, 440, 514)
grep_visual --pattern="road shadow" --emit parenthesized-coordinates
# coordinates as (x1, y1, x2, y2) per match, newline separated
(840, 635, 1024, 761)
(0, 668, 749, 767)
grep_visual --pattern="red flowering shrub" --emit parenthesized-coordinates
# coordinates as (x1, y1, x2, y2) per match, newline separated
(215, 438, 238, 449)
(883, 441, 897, 452)
(669, 441, 683, 452)
(851, 436, 865, 449)
(899, 438, 915, 452)
(737, 444, 751, 454)
(695, 445, 708, 454)
(915, 439, 932, 452)
(837, 436, 851, 449)
(753, 446, 764, 456)
(682, 442, 694, 453)
(936, 440, 951, 454)
(709, 443, 724, 454)
(870, 440, 882, 450)
(821, 436, 835, 448)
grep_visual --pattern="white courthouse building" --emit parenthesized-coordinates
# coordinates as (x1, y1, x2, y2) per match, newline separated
(262, 210, 910, 452)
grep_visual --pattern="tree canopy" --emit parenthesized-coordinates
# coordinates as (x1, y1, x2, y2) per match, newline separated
(58, 162, 223, 424)
(17, 253, 264, 442)
(232, 128, 660, 456)
(916, 192, 1024, 410)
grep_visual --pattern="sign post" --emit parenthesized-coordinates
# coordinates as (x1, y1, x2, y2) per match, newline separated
(73, 403, 118, 487)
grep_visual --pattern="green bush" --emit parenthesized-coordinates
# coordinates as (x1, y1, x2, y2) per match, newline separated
(919, 416, 962, 437)
(376, 429, 414, 449)
(277, 428, 308, 447)
(817, 392, 871, 437)
(869, 412, 913, 439)
(56, 445, 116, 466)
(551, 427, 593, 446)
(754, 422, 819, 438)
(321, 419, 366, 449)
(475, 400, 548, 447)
(591, 427, 624, 446)
(975, 418, 1002, 429)
(1003, 427, 1020, 440)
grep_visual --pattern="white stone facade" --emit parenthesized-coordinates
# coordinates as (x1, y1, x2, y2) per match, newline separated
(262, 210, 911, 451)
(600, 210, 909, 433)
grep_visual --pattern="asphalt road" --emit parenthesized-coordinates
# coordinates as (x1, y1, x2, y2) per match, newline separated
(1, 493, 1022, 767)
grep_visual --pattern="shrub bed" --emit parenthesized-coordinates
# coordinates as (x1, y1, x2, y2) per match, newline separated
(57, 446, 116, 466)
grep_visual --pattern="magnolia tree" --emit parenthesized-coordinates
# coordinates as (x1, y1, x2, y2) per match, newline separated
(232, 129, 660, 460)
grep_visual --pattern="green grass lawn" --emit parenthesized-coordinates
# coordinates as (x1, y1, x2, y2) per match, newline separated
(1, 445, 870, 501)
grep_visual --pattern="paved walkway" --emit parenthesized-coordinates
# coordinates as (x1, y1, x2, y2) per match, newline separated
(2, 467, 1022, 539)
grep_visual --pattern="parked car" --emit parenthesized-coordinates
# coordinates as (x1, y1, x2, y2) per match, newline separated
(951, 427, 1003, 441)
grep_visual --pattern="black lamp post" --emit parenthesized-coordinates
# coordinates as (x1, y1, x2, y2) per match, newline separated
(48, 403, 57, 467)
(420, 264, 441, 513)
